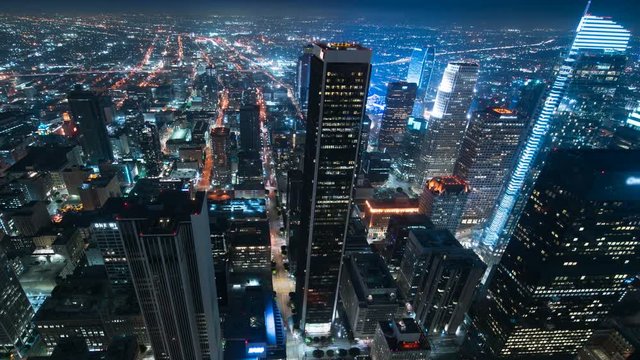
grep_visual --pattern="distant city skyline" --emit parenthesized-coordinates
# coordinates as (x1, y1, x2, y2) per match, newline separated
(3, 0, 639, 28)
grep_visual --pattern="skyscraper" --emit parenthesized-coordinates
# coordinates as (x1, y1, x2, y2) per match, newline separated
(419, 176, 469, 235)
(395, 117, 428, 184)
(105, 191, 222, 360)
(454, 108, 527, 229)
(0, 249, 34, 358)
(68, 86, 114, 163)
(295, 42, 372, 335)
(474, 149, 640, 357)
(417, 62, 479, 184)
(138, 122, 162, 177)
(481, 12, 632, 258)
(551, 51, 627, 149)
(239, 105, 260, 152)
(397, 229, 484, 335)
(296, 44, 313, 112)
(406, 47, 435, 90)
(211, 127, 231, 186)
(378, 82, 417, 155)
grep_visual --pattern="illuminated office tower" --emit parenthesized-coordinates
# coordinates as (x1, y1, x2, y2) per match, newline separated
(396, 117, 428, 184)
(295, 42, 372, 335)
(417, 62, 479, 184)
(106, 192, 222, 360)
(378, 82, 417, 155)
(92, 220, 132, 291)
(211, 127, 231, 186)
(296, 44, 313, 112)
(481, 12, 632, 261)
(68, 86, 114, 163)
(419, 176, 469, 235)
(0, 249, 34, 358)
(454, 108, 527, 229)
(474, 149, 640, 358)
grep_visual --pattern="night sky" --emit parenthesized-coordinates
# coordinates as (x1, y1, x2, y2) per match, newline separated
(3, 0, 639, 29)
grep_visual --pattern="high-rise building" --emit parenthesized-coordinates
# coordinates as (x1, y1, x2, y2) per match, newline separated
(239, 105, 261, 152)
(296, 44, 313, 112)
(67, 87, 114, 163)
(406, 47, 435, 91)
(395, 117, 428, 184)
(417, 62, 479, 184)
(419, 176, 469, 235)
(295, 42, 372, 335)
(378, 82, 417, 155)
(397, 229, 484, 335)
(371, 318, 432, 360)
(481, 12, 632, 259)
(91, 220, 132, 291)
(104, 191, 222, 360)
(138, 122, 162, 177)
(211, 127, 231, 186)
(0, 249, 34, 358)
(454, 108, 527, 229)
(551, 51, 627, 149)
(474, 150, 640, 357)
(409, 47, 436, 118)
(339, 253, 403, 339)
(383, 214, 433, 270)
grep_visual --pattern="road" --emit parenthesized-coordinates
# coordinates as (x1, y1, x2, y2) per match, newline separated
(259, 95, 305, 359)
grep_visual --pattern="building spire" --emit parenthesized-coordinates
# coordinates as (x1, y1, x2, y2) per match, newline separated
(583, 0, 592, 16)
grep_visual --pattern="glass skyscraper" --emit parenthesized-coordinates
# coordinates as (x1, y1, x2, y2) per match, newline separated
(417, 61, 479, 184)
(295, 42, 372, 335)
(473, 149, 640, 357)
(481, 12, 631, 260)
(378, 82, 417, 155)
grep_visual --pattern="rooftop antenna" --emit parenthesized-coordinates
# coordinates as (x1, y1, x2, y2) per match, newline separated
(583, 0, 592, 16)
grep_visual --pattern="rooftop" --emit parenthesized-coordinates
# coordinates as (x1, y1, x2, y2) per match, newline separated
(377, 318, 431, 353)
(8, 145, 77, 173)
(425, 176, 469, 195)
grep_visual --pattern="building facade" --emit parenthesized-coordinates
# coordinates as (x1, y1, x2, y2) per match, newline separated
(454, 107, 527, 229)
(474, 150, 640, 357)
(295, 42, 372, 335)
(417, 62, 478, 184)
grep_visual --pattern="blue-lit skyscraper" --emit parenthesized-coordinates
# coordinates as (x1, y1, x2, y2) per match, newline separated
(407, 47, 436, 117)
(480, 12, 632, 264)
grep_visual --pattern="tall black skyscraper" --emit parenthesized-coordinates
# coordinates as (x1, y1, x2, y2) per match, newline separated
(239, 105, 261, 152)
(378, 82, 417, 155)
(104, 192, 222, 360)
(295, 42, 372, 335)
(474, 150, 640, 357)
(68, 86, 114, 163)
